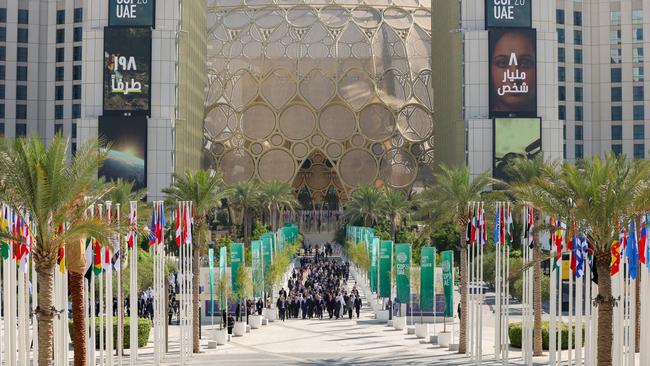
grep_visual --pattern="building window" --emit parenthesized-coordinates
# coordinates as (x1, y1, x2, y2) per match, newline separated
(633, 9, 644, 24)
(612, 144, 623, 156)
(73, 85, 81, 99)
(16, 85, 27, 100)
(575, 144, 584, 159)
(0, 104, 3, 118)
(0, 123, 3, 137)
(611, 11, 621, 25)
(634, 144, 645, 159)
(74, 8, 83, 23)
(17, 28, 28, 43)
(611, 87, 622, 102)
(611, 48, 622, 64)
(575, 125, 583, 140)
(633, 28, 644, 42)
(573, 11, 582, 26)
(574, 30, 582, 45)
(0, 65, 4, 80)
(55, 105, 64, 120)
(575, 87, 583, 102)
(0, 46, 4, 61)
(559, 105, 566, 120)
(634, 48, 644, 63)
(73, 46, 81, 61)
(0, 85, 4, 99)
(611, 68, 622, 83)
(56, 10, 65, 25)
(563, 144, 566, 159)
(71, 123, 77, 139)
(575, 106, 584, 121)
(558, 48, 565, 63)
(16, 105, 27, 119)
(55, 67, 64, 81)
(612, 106, 623, 121)
(634, 86, 644, 102)
(575, 68, 583, 83)
(634, 125, 645, 140)
(574, 49, 583, 64)
(634, 105, 645, 120)
(54, 123, 63, 135)
(634, 67, 645, 82)
(73, 27, 82, 42)
(73, 65, 81, 80)
(556, 9, 565, 24)
(558, 67, 566, 82)
(15, 124, 27, 137)
(563, 124, 566, 139)
(71, 142, 77, 155)
(611, 29, 621, 44)
(55, 85, 64, 100)
(612, 125, 623, 140)
(0, 9, 6, 23)
(559, 86, 566, 101)
(16, 66, 27, 81)
(0, 27, 5, 42)
(557, 29, 565, 43)
(56, 29, 65, 44)
(72, 104, 81, 118)
(56, 48, 64, 62)
(17, 9, 28, 25)
(17, 47, 27, 62)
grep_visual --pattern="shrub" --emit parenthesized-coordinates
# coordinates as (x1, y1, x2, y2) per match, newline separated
(509, 321, 584, 350)
(69, 317, 151, 349)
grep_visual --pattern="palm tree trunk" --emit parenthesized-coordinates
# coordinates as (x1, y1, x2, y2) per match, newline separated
(595, 251, 613, 365)
(532, 242, 543, 356)
(193, 226, 202, 353)
(244, 211, 250, 245)
(458, 237, 468, 354)
(70, 270, 87, 366)
(37, 265, 55, 366)
(390, 214, 397, 242)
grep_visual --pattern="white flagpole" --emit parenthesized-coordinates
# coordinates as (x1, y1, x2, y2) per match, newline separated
(494, 202, 501, 362)
(116, 203, 123, 366)
(576, 262, 583, 366)
(478, 202, 484, 363)
(129, 201, 138, 366)
(549, 220, 556, 365)
(106, 202, 114, 366)
(99, 204, 106, 366)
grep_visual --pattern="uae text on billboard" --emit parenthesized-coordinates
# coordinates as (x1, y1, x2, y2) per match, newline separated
(103, 27, 151, 115)
(486, 0, 532, 28)
(109, 0, 155, 27)
(99, 116, 147, 191)
(489, 28, 537, 118)
(493, 118, 541, 182)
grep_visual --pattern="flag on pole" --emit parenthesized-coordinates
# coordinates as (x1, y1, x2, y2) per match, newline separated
(1, 205, 11, 260)
(493, 203, 500, 245)
(93, 239, 102, 276)
(84, 237, 93, 279)
(156, 203, 165, 245)
(148, 208, 157, 246)
(127, 206, 136, 248)
(184, 204, 192, 245)
(112, 249, 121, 272)
(506, 205, 514, 246)
(640, 215, 647, 264)
(627, 221, 639, 279)
(58, 245, 66, 273)
(574, 235, 586, 278)
(466, 205, 472, 245)
(480, 204, 487, 245)
(552, 223, 563, 271)
(103, 246, 112, 272)
(611, 239, 622, 276)
(175, 206, 182, 247)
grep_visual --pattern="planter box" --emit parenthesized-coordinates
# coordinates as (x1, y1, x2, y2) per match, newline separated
(438, 331, 452, 347)
(233, 322, 246, 337)
(214, 329, 228, 345)
(393, 316, 407, 331)
(249, 315, 263, 329)
(415, 323, 430, 339)
(375, 310, 390, 322)
(263, 308, 277, 322)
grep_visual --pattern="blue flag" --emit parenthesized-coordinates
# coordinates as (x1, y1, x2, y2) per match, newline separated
(493, 204, 500, 244)
(627, 220, 639, 280)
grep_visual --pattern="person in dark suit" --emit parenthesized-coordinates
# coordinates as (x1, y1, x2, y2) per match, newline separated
(256, 298, 263, 315)
(354, 295, 362, 318)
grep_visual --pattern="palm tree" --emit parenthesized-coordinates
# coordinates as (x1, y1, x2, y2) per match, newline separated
(381, 189, 411, 242)
(0, 135, 115, 366)
(512, 154, 650, 365)
(418, 164, 493, 354)
(345, 185, 385, 227)
(506, 155, 559, 357)
(163, 169, 230, 353)
(228, 181, 260, 246)
(259, 180, 298, 231)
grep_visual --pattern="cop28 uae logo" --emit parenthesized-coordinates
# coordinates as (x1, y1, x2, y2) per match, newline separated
(397, 252, 407, 263)
(443, 260, 451, 272)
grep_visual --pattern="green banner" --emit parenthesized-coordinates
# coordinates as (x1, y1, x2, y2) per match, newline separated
(370, 237, 379, 293)
(395, 243, 411, 303)
(379, 240, 393, 298)
(230, 243, 244, 294)
(442, 250, 454, 317)
(420, 247, 435, 311)
(219, 246, 227, 308)
(262, 235, 273, 273)
(208, 248, 215, 315)
(251, 240, 263, 297)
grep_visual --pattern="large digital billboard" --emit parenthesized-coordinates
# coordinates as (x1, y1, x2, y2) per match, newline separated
(493, 118, 541, 182)
(489, 28, 537, 118)
(109, 0, 155, 27)
(485, 0, 532, 28)
(99, 116, 147, 190)
(103, 27, 151, 115)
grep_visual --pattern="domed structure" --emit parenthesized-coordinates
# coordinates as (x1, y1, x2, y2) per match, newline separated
(205, 0, 433, 206)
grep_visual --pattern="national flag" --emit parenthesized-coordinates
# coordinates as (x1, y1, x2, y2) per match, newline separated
(611, 239, 622, 276)
(84, 237, 93, 280)
(569, 233, 577, 274)
(184, 204, 192, 245)
(112, 248, 121, 272)
(552, 223, 563, 271)
(148, 208, 157, 246)
(466, 205, 472, 245)
(527, 207, 535, 249)
(103, 246, 112, 272)
(627, 221, 639, 279)
(640, 215, 647, 264)
(127, 207, 137, 248)
(58, 245, 65, 273)
(175, 206, 182, 247)
(93, 239, 102, 276)
(493, 203, 500, 245)
(574, 234, 586, 278)
(480, 204, 487, 245)
(157, 203, 165, 245)
(506, 206, 514, 246)
(1, 205, 11, 260)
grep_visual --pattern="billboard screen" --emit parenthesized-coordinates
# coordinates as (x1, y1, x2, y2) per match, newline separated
(489, 28, 537, 118)
(486, 0, 532, 28)
(99, 116, 147, 190)
(103, 27, 151, 115)
(109, 0, 155, 27)
(493, 118, 541, 182)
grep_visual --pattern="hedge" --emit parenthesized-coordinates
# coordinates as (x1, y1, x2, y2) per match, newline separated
(509, 321, 584, 350)
(69, 317, 152, 349)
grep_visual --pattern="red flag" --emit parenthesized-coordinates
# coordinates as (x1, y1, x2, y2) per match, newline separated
(611, 240, 621, 275)
(182, 205, 188, 245)
(640, 217, 647, 264)
(175, 206, 182, 247)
